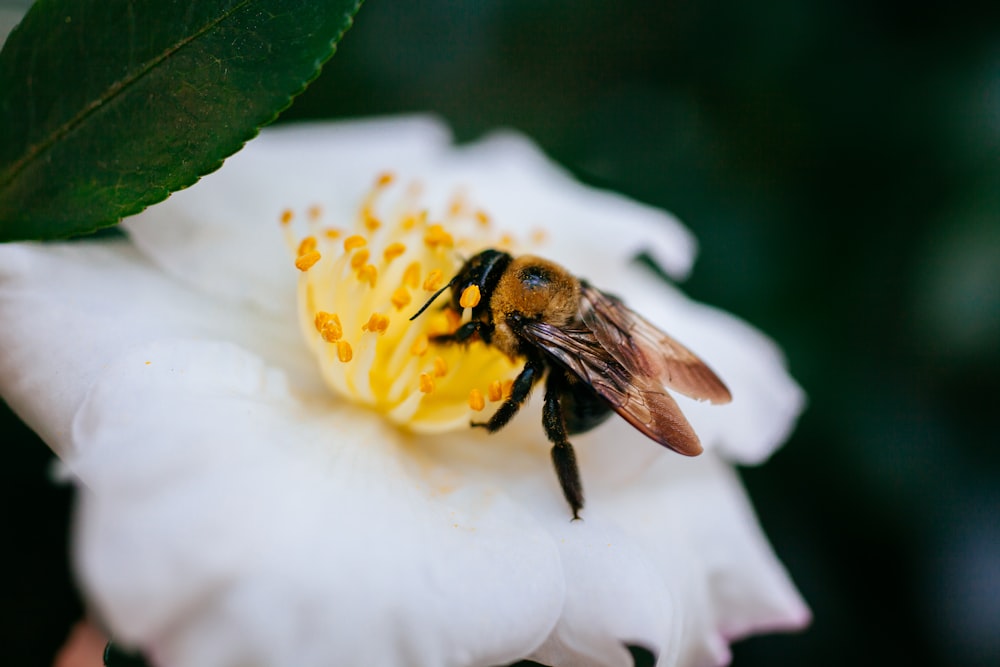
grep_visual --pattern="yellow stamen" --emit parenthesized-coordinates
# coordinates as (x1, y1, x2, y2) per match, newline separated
(295, 251, 321, 271)
(376, 171, 395, 187)
(469, 388, 485, 411)
(350, 248, 371, 269)
(448, 192, 466, 217)
(410, 335, 429, 356)
(363, 211, 381, 232)
(362, 312, 390, 334)
(423, 269, 444, 291)
(321, 319, 343, 343)
(280, 209, 294, 225)
(488, 380, 503, 402)
(403, 262, 422, 289)
(391, 287, 411, 310)
(314, 311, 338, 332)
(343, 235, 367, 252)
(292, 169, 525, 433)
(297, 236, 318, 255)
(531, 228, 548, 244)
(383, 242, 407, 263)
(502, 379, 514, 398)
(460, 285, 481, 309)
(424, 224, 454, 249)
(357, 264, 378, 287)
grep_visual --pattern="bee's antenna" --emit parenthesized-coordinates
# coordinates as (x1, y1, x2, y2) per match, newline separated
(409, 280, 455, 321)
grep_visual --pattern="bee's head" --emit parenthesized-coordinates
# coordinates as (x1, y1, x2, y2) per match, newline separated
(410, 248, 513, 320)
(447, 249, 512, 313)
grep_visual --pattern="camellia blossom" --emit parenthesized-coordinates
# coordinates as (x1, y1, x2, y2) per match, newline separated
(0, 117, 808, 667)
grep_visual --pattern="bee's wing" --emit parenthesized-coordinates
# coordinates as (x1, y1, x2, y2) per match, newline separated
(520, 321, 705, 456)
(578, 284, 732, 405)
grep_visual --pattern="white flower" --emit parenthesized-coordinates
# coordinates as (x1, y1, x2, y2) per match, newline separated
(0, 117, 808, 667)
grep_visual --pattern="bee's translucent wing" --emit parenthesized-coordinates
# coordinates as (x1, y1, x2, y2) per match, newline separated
(577, 283, 732, 405)
(520, 321, 704, 455)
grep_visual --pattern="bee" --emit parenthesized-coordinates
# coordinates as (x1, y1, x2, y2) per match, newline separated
(411, 249, 732, 519)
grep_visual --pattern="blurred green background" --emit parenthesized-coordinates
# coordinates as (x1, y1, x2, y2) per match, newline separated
(3, 0, 999, 665)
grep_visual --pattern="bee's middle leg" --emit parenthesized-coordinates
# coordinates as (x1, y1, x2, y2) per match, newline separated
(472, 355, 543, 432)
(542, 370, 584, 520)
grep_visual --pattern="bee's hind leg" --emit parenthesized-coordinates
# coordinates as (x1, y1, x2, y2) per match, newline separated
(471, 355, 543, 432)
(542, 370, 585, 520)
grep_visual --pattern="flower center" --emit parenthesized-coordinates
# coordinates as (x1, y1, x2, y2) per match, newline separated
(282, 173, 541, 433)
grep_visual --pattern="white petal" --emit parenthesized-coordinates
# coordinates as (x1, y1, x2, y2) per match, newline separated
(123, 117, 696, 317)
(123, 116, 454, 314)
(414, 131, 698, 279)
(0, 241, 321, 457)
(72, 340, 565, 667)
(597, 453, 810, 667)
(420, 407, 806, 667)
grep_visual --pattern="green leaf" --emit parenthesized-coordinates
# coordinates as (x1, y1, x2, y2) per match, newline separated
(0, 0, 363, 241)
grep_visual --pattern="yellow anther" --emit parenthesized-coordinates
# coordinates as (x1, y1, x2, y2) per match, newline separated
(314, 311, 337, 332)
(448, 193, 466, 217)
(423, 269, 444, 291)
(410, 210, 429, 229)
(403, 262, 422, 289)
(376, 171, 395, 187)
(410, 335, 429, 356)
(499, 233, 515, 248)
(363, 210, 381, 232)
(297, 236, 318, 256)
(280, 209, 294, 225)
(419, 373, 435, 394)
(502, 379, 514, 398)
(474, 209, 491, 226)
(320, 319, 343, 343)
(350, 248, 371, 270)
(433, 356, 448, 377)
(488, 380, 503, 402)
(391, 286, 411, 310)
(336, 341, 353, 362)
(323, 227, 343, 240)
(357, 264, 378, 287)
(295, 251, 321, 271)
(530, 228, 548, 244)
(460, 285, 481, 309)
(469, 388, 485, 411)
(424, 224, 454, 249)
(307, 204, 323, 221)
(362, 312, 390, 334)
(383, 242, 407, 263)
(343, 235, 367, 252)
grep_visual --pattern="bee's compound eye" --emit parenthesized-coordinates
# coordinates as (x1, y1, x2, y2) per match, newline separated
(518, 265, 554, 291)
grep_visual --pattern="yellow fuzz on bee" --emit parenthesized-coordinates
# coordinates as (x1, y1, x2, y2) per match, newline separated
(284, 173, 543, 433)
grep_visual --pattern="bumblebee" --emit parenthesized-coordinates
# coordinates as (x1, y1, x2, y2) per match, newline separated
(411, 249, 732, 519)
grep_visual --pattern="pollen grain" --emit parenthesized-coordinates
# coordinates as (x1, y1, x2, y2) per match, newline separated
(423, 269, 444, 291)
(469, 388, 485, 411)
(460, 284, 481, 309)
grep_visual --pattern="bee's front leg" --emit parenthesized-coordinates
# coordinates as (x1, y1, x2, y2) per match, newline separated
(472, 355, 543, 433)
(431, 319, 491, 345)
